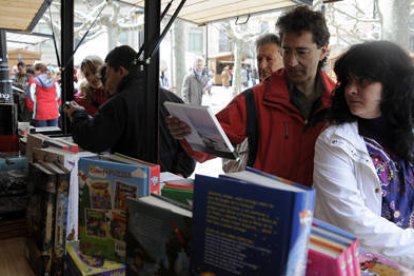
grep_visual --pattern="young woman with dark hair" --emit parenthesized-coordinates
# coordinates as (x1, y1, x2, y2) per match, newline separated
(314, 40, 414, 266)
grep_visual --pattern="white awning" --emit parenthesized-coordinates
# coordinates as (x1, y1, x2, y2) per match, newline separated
(123, 0, 310, 25)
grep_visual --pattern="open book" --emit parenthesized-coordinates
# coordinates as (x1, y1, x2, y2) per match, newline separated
(164, 101, 237, 159)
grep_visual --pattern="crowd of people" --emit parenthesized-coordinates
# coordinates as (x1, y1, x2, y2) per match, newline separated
(9, 4, 414, 267)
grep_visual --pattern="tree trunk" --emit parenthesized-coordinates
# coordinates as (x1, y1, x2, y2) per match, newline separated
(173, 20, 185, 97)
(378, 0, 410, 51)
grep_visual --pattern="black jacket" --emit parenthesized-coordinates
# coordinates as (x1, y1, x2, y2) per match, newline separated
(71, 74, 195, 177)
(159, 88, 196, 177)
(72, 72, 148, 160)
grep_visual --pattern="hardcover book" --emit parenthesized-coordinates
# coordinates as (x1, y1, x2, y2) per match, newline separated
(26, 162, 70, 275)
(78, 155, 160, 262)
(191, 167, 315, 275)
(163, 101, 237, 159)
(126, 195, 192, 276)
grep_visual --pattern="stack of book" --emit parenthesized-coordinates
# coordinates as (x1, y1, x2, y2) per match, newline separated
(25, 162, 70, 275)
(306, 218, 361, 276)
(77, 154, 160, 263)
(25, 133, 79, 162)
(161, 178, 194, 207)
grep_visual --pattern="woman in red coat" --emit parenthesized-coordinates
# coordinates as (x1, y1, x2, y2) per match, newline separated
(26, 63, 61, 127)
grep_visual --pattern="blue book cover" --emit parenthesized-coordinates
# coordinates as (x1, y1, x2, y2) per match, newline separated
(191, 171, 315, 276)
(78, 156, 159, 262)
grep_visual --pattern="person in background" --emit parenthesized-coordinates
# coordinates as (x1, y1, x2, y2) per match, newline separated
(13, 61, 29, 91)
(313, 41, 414, 267)
(222, 33, 284, 173)
(159, 88, 196, 177)
(74, 55, 107, 116)
(166, 6, 335, 187)
(64, 46, 145, 158)
(64, 45, 195, 176)
(160, 60, 170, 90)
(221, 66, 231, 88)
(26, 62, 61, 127)
(12, 61, 31, 122)
(256, 33, 283, 81)
(182, 56, 210, 105)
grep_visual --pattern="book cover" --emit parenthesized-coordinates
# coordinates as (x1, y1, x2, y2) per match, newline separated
(26, 163, 57, 254)
(78, 155, 160, 262)
(65, 241, 126, 276)
(163, 101, 237, 159)
(102, 152, 161, 195)
(126, 195, 192, 276)
(30, 146, 95, 242)
(359, 250, 414, 276)
(191, 171, 315, 275)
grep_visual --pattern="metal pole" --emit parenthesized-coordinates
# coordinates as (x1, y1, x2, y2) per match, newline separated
(143, 0, 161, 164)
(0, 29, 13, 104)
(60, 0, 74, 134)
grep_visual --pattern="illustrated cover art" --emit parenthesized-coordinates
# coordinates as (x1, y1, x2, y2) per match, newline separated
(78, 156, 158, 262)
(115, 181, 138, 210)
(85, 208, 107, 238)
(89, 180, 112, 209)
(126, 196, 192, 276)
(65, 241, 126, 276)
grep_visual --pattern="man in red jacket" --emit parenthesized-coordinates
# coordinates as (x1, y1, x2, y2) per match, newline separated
(167, 6, 335, 187)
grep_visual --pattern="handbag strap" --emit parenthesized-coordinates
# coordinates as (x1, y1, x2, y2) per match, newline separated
(244, 89, 258, 167)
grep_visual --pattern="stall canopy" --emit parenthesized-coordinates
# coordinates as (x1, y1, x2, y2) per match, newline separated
(123, 0, 312, 25)
(0, 0, 49, 31)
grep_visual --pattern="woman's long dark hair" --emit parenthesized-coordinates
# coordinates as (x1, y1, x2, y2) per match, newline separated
(329, 40, 414, 161)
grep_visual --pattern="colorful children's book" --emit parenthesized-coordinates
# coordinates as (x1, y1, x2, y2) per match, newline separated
(126, 195, 192, 276)
(65, 241, 126, 276)
(359, 250, 414, 276)
(78, 155, 160, 262)
(191, 167, 315, 275)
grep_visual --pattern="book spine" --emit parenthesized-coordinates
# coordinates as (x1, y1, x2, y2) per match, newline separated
(285, 190, 315, 275)
(149, 166, 161, 195)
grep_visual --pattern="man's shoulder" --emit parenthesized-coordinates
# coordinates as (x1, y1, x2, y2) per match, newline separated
(160, 88, 183, 104)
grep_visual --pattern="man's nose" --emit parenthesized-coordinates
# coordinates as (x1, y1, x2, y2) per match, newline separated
(284, 53, 299, 67)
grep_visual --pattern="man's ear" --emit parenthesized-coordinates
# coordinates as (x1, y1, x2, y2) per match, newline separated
(119, 66, 129, 77)
(319, 44, 329, 61)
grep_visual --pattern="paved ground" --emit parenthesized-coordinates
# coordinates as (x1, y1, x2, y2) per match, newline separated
(189, 85, 236, 178)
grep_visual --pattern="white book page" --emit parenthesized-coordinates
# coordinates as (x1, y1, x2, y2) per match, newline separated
(164, 101, 237, 159)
